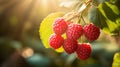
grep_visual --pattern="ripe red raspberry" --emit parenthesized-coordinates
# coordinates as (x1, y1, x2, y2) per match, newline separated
(53, 18, 68, 35)
(84, 23, 100, 41)
(49, 34, 64, 49)
(63, 39, 78, 54)
(66, 23, 83, 40)
(76, 43, 92, 60)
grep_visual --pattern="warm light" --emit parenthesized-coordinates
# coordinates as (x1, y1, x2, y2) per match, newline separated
(40, 0, 48, 6)
(39, 0, 49, 15)
(22, 47, 34, 58)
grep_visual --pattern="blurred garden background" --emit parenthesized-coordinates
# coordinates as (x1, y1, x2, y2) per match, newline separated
(0, 0, 120, 67)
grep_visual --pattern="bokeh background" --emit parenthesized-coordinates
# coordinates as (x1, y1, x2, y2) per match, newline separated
(0, 0, 120, 67)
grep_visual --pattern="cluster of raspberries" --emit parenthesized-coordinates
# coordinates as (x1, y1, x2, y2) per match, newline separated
(49, 18, 100, 60)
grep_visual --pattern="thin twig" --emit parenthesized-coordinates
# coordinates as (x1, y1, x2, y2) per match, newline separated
(81, 15, 86, 24)
(64, 0, 92, 22)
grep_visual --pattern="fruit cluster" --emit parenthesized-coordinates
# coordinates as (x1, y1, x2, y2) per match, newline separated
(49, 18, 100, 60)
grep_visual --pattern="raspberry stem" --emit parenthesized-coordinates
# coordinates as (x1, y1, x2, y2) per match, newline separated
(65, 12, 80, 22)
(79, 36, 84, 43)
(77, 16, 81, 23)
(63, 0, 92, 22)
(81, 15, 87, 24)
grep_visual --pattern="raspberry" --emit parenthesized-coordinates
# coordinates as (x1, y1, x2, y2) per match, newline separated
(49, 34, 64, 49)
(53, 18, 68, 35)
(84, 23, 100, 41)
(63, 39, 78, 54)
(66, 23, 83, 40)
(76, 43, 92, 60)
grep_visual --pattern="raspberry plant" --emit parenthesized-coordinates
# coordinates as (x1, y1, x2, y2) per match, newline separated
(53, 18, 68, 35)
(39, 0, 120, 61)
(66, 23, 83, 40)
(84, 23, 100, 41)
(76, 43, 92, 60)
(63, 38, 78, 54)
(49, 34, 64, 49)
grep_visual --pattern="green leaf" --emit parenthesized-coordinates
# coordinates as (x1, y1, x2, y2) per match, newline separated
(89, 2, 120, 36)
(98, 2, 120, 35)
(112, 52, 120, 67)
(92, 0, 109, 6)
(114, 0, 120, 9)
(39, 12, 64, 52)
(88, 6, 108, 29)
